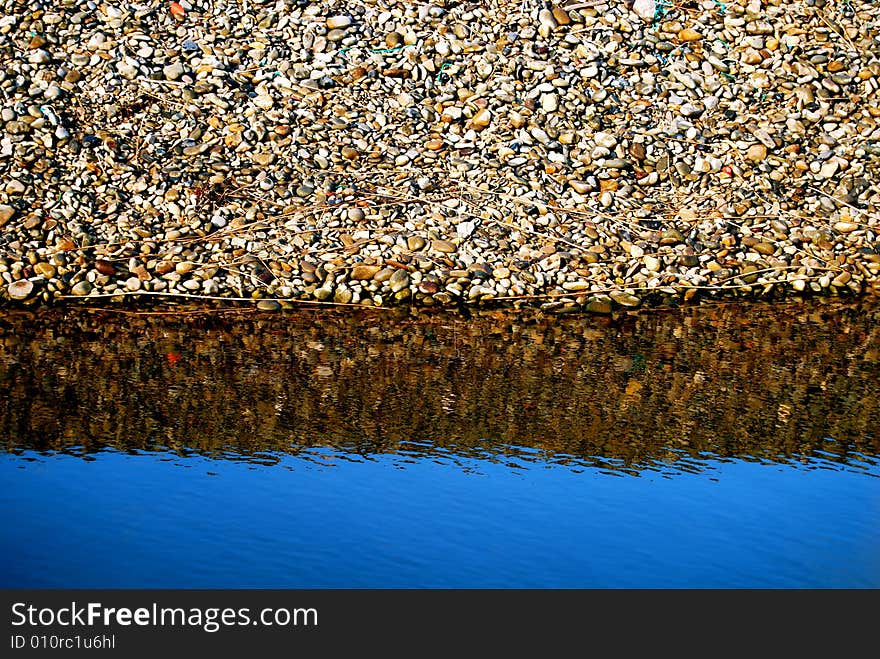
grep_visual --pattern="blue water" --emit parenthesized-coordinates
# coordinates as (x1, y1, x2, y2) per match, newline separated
(2, 447, 877, 588)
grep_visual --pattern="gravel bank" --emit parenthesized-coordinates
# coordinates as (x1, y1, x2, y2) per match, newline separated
(1, 0, 879, 313)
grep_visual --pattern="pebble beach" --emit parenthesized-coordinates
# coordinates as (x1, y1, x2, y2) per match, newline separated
(1, 0, 879, 313)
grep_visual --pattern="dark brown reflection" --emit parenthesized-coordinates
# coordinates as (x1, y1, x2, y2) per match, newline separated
(1, 300, 878, 475)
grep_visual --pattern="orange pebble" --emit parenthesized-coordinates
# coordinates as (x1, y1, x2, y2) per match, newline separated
(170, 2, 186, 19)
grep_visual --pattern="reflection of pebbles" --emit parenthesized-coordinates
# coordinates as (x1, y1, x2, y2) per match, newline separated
(314, 365, 334, 379)
(777, 404, 792, 423)
(0, 302, 878, 478)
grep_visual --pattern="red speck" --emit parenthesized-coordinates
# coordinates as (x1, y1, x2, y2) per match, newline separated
(167, 352, 181, 365)
(170, 2, 186, 19)
(722, 166, 733, 176)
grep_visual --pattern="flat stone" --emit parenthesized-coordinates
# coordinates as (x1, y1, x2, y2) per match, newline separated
(432, 239, 456, 253)
(610, 291, 641, 307)
(326, 15, 353, 29)
(351, 265, 382, 280)
(7, 280, 33, 300)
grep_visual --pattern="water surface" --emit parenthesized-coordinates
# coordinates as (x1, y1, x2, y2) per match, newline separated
(1, 300, 878, 587)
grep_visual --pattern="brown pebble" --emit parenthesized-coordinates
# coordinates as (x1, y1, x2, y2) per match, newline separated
(34, 263, 56, 278)
(552, 8, 571, 25)
(746, 144, 767, 162)
(94, 259, 116, 275)
(678, 28, 702, 42)
(351, 265, 382, 280)
(431, 239, 457, 253)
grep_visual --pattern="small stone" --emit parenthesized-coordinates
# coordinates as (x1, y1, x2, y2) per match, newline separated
(5, 180, 26, 195)
(540, 93, 558, 112)
(253, 95, 274, 110)
(604, 159, 630, 170)
(594, 132, 617, 149)
(341, 146, 359, 160)
(326, 15, 353, 29)
(334, 288, 353, 304)
(585, 296, 613, 314)
(252, 152, 275, 166)
(407, 236, 427, 251)
(71, 281, 93, 296)
(678, 28, 702, 42)
(538, 9, 558, 31)
(746, 144, 767, 162)
(552, 8, 571, 25)
(125, 277, 142, 292)
(819, 160, 839, 179)
(163, 62, 185, 80)
(633, 0, 656, 22)
(116, 61, 138, 80)
(834, 222, 859, 233)
(351, 265, 382, 280)
(94, 259, 116, 275)
(389, 269, 411, 293)
(470, 108, 492, 129)
(660, 229, 685, 245)
(680, 102, 703, 118)
(34, 263, 55, 278)
(7, 280, 33, 300)
(257, 299, 281, 311)
(0, 204, 15, 227)
(610, 291, 641, 308)
(313, 287, 333, 301)
(432, 239, 456, 253)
